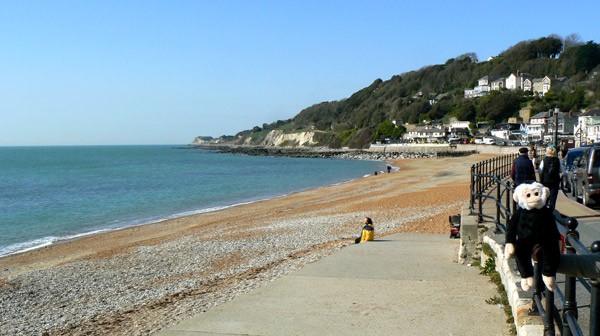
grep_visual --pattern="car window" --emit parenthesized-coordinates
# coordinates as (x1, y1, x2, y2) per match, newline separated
(567, 152, 583, 166)
(594, 150, 600, 168)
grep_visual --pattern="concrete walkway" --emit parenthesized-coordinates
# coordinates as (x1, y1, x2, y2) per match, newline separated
(156, 233, 510, 336)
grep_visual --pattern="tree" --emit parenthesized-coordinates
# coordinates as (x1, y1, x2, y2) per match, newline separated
(476, 91, 523, 123)
(455, 101, 476, 121)
(456, 52, 478, 63)
(564, 33, 583, 50)
(374, 121, 405, 140)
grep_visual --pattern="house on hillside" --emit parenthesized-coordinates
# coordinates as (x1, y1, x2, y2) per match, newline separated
(491, 78, 506, 91)
(464, 75, 500, 98)
(489, 123, 524, 140)
(506, 71, 533, 90)
(532, 76, 567, 96)
(403, 125, 447, 143)
(523, 78, 533, 92)
(574, 109, 600, 146)
(478, 75, 500, 87)
(429, 93, 449, 105)
(450, 121, 471, 129)
(526, 109, 577, 142)
(526, 111, 551, 141)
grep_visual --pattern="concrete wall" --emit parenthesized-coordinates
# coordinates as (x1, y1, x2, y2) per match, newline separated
(369, 144, 523, 155)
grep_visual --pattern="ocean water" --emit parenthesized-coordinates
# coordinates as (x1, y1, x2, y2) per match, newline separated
(0, 145, 385, 257)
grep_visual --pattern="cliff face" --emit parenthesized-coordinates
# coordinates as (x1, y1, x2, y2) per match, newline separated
(241, 130, 317, 147)
(262, 130, 316, 146)
(191, 136, 213, 145)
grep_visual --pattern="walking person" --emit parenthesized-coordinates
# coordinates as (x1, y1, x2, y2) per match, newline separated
(511, 147, 536, 187)
(528, 145, 538, 170)
(539, 146, 562, 210)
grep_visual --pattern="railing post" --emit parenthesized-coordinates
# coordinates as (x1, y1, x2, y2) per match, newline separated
(505, 180, 512, 228)
(485, 160, 489, 188)
(478, 163, 483, 223)
(545, 289, 556, 336)
(470, 165, 475, 213)
(531, 262, 543, 316)
(496, 178, 501, 233)
(590, 241, 600, 336)
(562, 218, 579, 336)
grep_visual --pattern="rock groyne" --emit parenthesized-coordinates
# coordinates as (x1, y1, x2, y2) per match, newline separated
(187, 145, 475, 160)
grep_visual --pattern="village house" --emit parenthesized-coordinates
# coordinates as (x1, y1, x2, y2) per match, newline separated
(574, 109, 600, 146)
(505, 71, 533, 90)
(532, 76, 567, 96)
(464, 75, 499, 98)
(491, 77, 506, 90)
(523, 78, 533, 92)
(489, 123, 523, 141)
(466, 71, 568, 98)
(526, 109, 578, 142)
(403, 125, 447, 143)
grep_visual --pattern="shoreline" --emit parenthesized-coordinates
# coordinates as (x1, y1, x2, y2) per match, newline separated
(0, 157, 387, 260)
(0, 154, 494, 336)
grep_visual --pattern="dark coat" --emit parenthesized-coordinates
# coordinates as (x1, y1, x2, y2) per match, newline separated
(506, 207, 561, 277)
(541, 156, 561, 187)
(511, 155, 536, 187)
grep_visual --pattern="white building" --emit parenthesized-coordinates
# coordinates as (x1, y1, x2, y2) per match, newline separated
(464, 75, 500, 98)
(575, 109, 600, 146)
(491, 78, 506, 91)
(404, 125, 447, 143)
(505, 71, 533, 90)
(526, 112, 549, 140)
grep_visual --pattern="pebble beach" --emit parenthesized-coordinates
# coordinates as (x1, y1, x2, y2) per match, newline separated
(0, 154, 492, 335)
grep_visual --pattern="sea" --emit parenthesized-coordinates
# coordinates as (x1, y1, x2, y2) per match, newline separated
(0, 145, 386, 257)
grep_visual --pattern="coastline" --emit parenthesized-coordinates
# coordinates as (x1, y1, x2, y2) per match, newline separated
(0, 156, 386, 260)
(0, 147, 390, 259)
(0, 154, 494, 335)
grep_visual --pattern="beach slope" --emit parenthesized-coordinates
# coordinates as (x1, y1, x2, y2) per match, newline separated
(0, 154, 493, 335)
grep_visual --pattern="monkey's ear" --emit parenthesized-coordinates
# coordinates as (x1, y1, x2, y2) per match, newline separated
(543, 187, 550, 201)
(513, 191, 520, 203)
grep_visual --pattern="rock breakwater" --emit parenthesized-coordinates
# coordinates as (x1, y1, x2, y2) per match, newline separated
(188, 145, 451, 160)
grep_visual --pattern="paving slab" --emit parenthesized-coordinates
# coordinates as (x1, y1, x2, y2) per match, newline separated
(156, 233, 510, 336)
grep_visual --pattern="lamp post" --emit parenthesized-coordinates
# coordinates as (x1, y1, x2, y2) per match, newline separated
(554, 107, 559, 147)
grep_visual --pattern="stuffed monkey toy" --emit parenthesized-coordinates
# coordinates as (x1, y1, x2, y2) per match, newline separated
(505, 182, 561, 291)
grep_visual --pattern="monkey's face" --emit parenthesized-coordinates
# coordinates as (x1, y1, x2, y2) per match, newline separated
(514, 182, 549, 210)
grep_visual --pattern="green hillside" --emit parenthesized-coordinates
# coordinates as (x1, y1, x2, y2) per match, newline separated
(234, 35, 600, 149)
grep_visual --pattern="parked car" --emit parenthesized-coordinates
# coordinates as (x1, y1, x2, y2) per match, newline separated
(572, 145, 600, 206)
(483, 137, 496, 145)
(561, 147, 585, 194)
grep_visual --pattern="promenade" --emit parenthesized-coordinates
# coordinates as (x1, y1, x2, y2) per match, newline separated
(156, 233, 511, 335)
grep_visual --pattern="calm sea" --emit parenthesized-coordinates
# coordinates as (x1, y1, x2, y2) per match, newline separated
(0, 145, 385, 257)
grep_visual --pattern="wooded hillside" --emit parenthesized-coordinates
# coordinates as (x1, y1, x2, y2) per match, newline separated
(233, 35, 600, 149)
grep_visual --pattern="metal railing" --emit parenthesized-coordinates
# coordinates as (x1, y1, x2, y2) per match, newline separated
(469, 153, 518, 233)
(470, 154, 600, 336)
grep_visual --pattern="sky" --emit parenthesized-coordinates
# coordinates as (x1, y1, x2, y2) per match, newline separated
(1, 1, 600, 146)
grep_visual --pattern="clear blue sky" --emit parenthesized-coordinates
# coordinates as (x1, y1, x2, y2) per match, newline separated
(1, 1, 599, 146)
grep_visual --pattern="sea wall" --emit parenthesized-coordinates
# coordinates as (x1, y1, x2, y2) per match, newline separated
(369, 144, 523, 155)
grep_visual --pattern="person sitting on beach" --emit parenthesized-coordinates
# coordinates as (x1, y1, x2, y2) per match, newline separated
(355, 217, 374, 244)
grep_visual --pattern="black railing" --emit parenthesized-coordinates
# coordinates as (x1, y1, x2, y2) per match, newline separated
(469, 153, 518, 233)
(470, 155, 600, 336)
